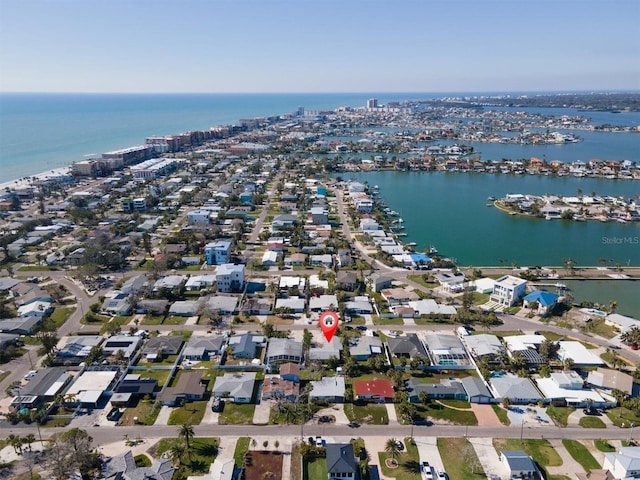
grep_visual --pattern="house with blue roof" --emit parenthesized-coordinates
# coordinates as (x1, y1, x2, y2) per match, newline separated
(523, 290, 560, 317)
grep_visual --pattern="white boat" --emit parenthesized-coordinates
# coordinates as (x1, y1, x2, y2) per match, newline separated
(429, 246, 438, 255)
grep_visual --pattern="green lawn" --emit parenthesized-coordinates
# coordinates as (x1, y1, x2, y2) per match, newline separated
(493, 438, 562, 468)
(120, 399, 161, 426)
(233, 437, 251, 467)
(163, 315, 188, 325)
(99, 316, 131, 334)
(438, 437, 486, 480)
(137, 368, 171, 386)
(492, 404, 511, 425)
(377, 438, 421, 480)
(407, 275, 438, 289)
(305, 457, 328, 480)
(438, 399, 471, 409)
(141, 315, 165, 325)
(410, 402, 478, 426)
(152, 437, 219, 476)
(167, 400, 208, 425)
(594, 439, 616, 452)
(373, 316, 405, 325)
(562, 439, 600, 471)
(579, 416, 607, 428)
(546, 406, 575, 427)
(218, 403, 255, 425)
(49, 306, 75, 328)
(344, 403, 389, 425)
(606, 407, 640, 427)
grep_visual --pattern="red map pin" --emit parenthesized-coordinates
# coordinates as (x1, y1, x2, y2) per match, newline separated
(319, 311, 339, 343)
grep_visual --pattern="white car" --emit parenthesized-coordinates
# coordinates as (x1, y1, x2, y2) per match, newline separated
(24, 370, 37, 380)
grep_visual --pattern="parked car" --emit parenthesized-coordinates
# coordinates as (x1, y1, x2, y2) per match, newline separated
(24, 370, 37, 380)
(395, 440, 404, 451)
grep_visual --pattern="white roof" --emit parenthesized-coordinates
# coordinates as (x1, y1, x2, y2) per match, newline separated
(275, 297, 305, 310)
(308, 275, 328, 289)
(66, 370, 118, 397)
(536, 377, 608, 404)
(262, 251, 279, 263)
(310, 376, 346, 398)
(407, 299, 457, 315)
(558, 341, 605, 366)
(473, 277, 496, 292)
(504, 334, 546, 352)
(279, 276, 306, 289)
(309, 294, 338, 310)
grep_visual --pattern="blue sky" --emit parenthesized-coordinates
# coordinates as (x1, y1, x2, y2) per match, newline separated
(1, 0, 638, 93)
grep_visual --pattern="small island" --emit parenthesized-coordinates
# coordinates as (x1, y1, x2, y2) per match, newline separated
(494, 192, 640, 223)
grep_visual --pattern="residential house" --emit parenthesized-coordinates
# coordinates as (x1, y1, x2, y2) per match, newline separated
(536, 371, 610, 408)
(310, 254, 333, 267)
(368, 273, 393, 293)
(267, 237, 285, 252)
(353, 379, 394, 403)
(423, 333, 471, 368)
(265, 338, 303, 365)
(0, 316, 41, 335)
(500, 450, 542, 479)
(489, 374, 543, 404)
(284, 253, 307, 267)
(158, 371, 207, 406)
(142, 336, 184, 361)
(205, 240, 232, 266)
(215, 263, 245, 293)
(207, 295, 239, 315)
(523, 290, 560, 317)
(387, 334, 428, 360)
(344, 297, 373, 315)
(336, 249, 352, 268)
(463, 334, 504, 362)
(55, 335, 104, 365)
(309, 336, 343, 361)
(310, 376, 346, 403)
(102, 450, 175, 480)
(557, 341, 606, 368)
(335, 271, 359, 291)
(102, 293, 133, 316)
(587, 367, 634, 396)
(135, 299, 169, 315)
(241, 297, 273, 315)
(168, 300, 201, 317)
(185, 274, 215, 291)
(182, 335, 226, 361)
(227, 333, 266, 359)
(460, 377, 494, 404)
(405, 378, 467, 402)
(326, 443, 360, 480)
(490, 275, 527, 307)
(603, 447, 640, 479)
(433, 271, 466, 293)
(381, 288, 420, 306)
(261, 250, 279, 266)
(17, 300, 53, 318)
(279, 362, 300, 383)
(309, 294, 339, 312)
(275, 297, 305, 313)
(261, 376, 299, 402)
(111, 374, 158, 407)
(349, 335, 383, 361)
(212, 372, 257, 403)
(103, 334, 142, 360)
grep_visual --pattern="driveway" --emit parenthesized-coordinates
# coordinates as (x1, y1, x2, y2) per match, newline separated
(252, 398, 274, 425)
(471, 403, 503, 426)
(468, 437, 505, 479)
(415, 436, 444, 472)
(363, 436, 394, 480)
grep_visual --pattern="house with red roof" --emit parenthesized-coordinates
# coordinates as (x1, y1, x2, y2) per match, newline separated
(353, 378, 394, 403)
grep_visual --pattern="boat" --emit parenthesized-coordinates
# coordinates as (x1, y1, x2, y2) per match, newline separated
(429, 246, 438, 255)
(486, 202, 494, 207)
(406, 242, 417, 247)
(487, 196, 496, 201)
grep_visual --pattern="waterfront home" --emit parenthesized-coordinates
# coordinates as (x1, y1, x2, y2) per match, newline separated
(433, 271, 466, 293)
(490, 275, 527, 307)
(523, 290, 560, 316)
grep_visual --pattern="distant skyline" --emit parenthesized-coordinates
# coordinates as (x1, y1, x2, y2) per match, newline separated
(1, 0, 639, 94)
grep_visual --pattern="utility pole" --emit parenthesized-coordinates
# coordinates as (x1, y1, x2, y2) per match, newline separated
(520, 418, 525, 444)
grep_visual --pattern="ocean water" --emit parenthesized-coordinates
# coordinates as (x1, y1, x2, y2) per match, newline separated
(0, 92, 418, 183)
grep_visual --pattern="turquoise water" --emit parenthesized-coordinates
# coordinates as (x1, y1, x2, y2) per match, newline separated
(561, 279, 640, 318)
(345, 171, 639, 267)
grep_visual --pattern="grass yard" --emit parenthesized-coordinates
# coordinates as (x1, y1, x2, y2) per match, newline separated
(344, 403, 389, 425)
(120, 398, 161, 426)
(438, 437, 486, 480)
(234, 437, 251, 467)
(377, 437, 421, 480)
(579, 416, 607, 428)
(606, 407, 640, 427)
(492, 404, 511, 425)
(594, 439, 616, 452)
(163, 315, 188, 325)
(141, 315, 165, 325)
(305, 457, 328, 480)
(99, 316, 131, 334)
(167, 400, 208, 425)
(411, 402, 478, 426)
(49, 306, 75, 328)
(407, 275, 438, 289)
(493, 438, 562, 469)
(546, 406, 576, 427)
(582, 318, 619, 339)
(218, 403, 255, 425)
(152, 437, 219, 476)
(562, 439, 600, 471)
(137, 368, 171, 386)
(373, 316, 405, 325)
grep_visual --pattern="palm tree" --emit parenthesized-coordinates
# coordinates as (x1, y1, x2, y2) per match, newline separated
(384, 438, 402, 465)
(169, 442, 186, 466)
(23, 434, 35, 452)
(178, 423, 195, 464)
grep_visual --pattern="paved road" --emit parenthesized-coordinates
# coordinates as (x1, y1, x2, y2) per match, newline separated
(3, 422, 636, 447)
